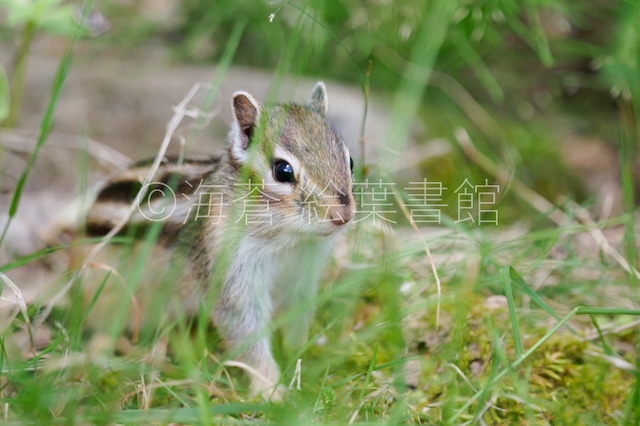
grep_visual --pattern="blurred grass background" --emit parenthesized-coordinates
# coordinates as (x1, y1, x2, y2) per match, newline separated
(1, 0, 639, 424)
(91, 0, 638, 222)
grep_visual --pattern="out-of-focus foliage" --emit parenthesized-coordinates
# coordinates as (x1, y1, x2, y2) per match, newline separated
(175, 0, 624, 110)
(0, 0, 80, 35)
(170, 0, 639, 223)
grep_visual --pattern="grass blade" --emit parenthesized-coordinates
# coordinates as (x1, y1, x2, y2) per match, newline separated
(359, 341, 378, 402)
(589, 315, 614, 356)
(502, 266, 523, 359)
(509, 267, 563, 323)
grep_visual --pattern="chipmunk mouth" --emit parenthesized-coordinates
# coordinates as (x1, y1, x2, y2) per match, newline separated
(320, 216, 354, 236)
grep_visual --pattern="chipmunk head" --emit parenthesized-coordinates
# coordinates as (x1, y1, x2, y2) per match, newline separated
(228, 82, 355, 237)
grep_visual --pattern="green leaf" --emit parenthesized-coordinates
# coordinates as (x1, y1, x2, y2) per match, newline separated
(4, 0, 38, 26)
(3, 0, 80, 36)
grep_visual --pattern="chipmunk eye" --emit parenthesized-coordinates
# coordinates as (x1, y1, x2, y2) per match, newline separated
(349, 156, 354, 172)
(273, 160, 295, 183)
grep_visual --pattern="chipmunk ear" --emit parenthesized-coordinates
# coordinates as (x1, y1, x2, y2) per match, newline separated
(230, 91, 262, 163)
(309, 81, 328, 116)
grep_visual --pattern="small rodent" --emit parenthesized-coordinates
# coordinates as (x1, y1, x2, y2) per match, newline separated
(82, 82, 355, 399)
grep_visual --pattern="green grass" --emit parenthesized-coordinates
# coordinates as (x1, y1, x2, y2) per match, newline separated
(1, 0, 640, 424)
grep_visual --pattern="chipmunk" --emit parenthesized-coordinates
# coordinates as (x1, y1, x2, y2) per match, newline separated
(81, 82, 355, 399)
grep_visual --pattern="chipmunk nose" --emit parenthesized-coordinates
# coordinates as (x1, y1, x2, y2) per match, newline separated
(328, 204, 354, 226)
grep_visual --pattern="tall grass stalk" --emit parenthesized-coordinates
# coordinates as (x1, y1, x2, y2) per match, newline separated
(617, 96, 640, 425)
(0, 46, 75, 248)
